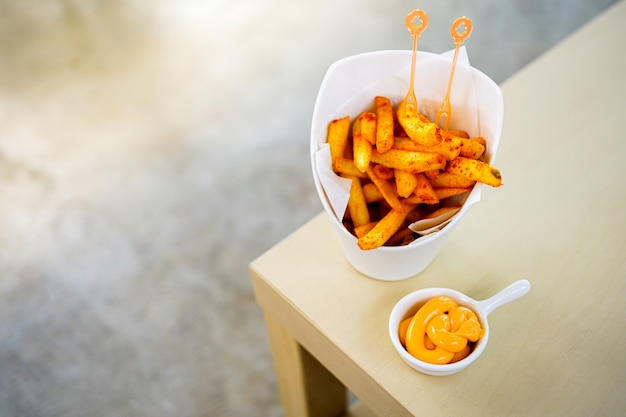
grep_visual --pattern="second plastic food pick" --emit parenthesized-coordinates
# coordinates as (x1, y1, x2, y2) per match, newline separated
(436, 16, 473, 132)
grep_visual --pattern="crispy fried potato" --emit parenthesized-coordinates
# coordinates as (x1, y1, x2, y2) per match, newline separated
(396, 99, 440, 146)
(372, 164, 394, 180)
(370, 148, 446, 174)
(459, 137, 486, 159)
(358, 201, 416, 250)
(394, 135, 461, 161)
(448, 129, 470, 139)
(366, 166, 403, 212)
(352, 114, 374, 172)
(362, 182, 384, 203)
(433, 187, 473, 200)
(429, 172, 476, 188)
(402, 194, 433, 205)
(394, 169, 418, 198)
(375, 96, 395, 153)
(333, 157, 369, 178)
(343, 175, 370, 227)
(327, 116, 350, 164)
(361, 112, 377, 145)
(353, 138, 372, 173)
(471, 136, 487, 147)
(423, 169, 439, 180)
(446, 156, 502, 187)
(324, 95, 503, 249)
(411, 173, 439, 205)
(354, 222, 377, 238)
(355, 112, 377, 144)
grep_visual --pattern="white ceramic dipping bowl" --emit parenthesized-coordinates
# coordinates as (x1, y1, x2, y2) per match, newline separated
(388, 280, 530, 376)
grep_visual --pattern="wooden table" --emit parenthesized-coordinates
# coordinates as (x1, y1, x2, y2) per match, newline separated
(250, 2, 626, 415)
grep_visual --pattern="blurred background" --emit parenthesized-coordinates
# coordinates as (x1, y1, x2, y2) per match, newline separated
(0, 0, 617, 416)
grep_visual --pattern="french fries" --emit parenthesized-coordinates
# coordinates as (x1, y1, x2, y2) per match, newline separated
(358, 201, 416, 250)
(370, 149, 446, 174)
(429, 172, 476, 188)
(333, 157, 369, 178)
(366, 166, 403, 212)
(395, 134, 461, 161)
(411, 173, 439, 205)
(458, 137, 486, 159)
(373, 164, 395, 180)
(325, 96, 502, 250)
(433, 187, 473, 200)
(362, 182, 384, 203)
(396, 98, 440, 146)
(394, 169, 419, 198)
(327, 116, 350, 165)
(445, 156, 502, 187)
(375, 96, 395, 153)
(344, 174, 370, 228)
(352, 113, 375, 172)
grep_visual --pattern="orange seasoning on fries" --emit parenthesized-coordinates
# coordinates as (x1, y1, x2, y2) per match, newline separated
(325, 95, 502, 251)
(323, 10, 502, 251)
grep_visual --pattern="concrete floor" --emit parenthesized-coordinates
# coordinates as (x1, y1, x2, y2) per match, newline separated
(0, 0, 617, 416)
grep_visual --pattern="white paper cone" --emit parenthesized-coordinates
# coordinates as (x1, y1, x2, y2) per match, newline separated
(310, 49, 503, 280)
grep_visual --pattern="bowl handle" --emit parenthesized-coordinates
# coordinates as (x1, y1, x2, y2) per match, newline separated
(478, 279, 531, 316)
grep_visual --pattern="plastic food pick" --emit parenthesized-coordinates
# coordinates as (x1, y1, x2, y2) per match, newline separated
(404, 9, 429, 113)
(436, 16, 473, 132)
(397, 10, 440, 147)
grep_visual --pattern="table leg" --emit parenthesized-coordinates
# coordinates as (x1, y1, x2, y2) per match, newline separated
(264, 312, 347, 417)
